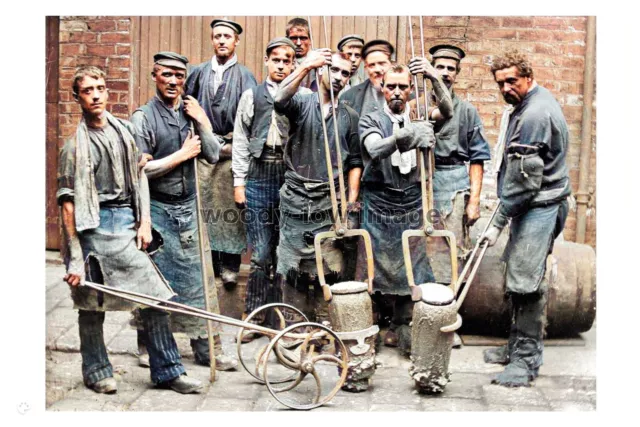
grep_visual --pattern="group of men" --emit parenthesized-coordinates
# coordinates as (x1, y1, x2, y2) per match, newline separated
(58, 16, 571, 395)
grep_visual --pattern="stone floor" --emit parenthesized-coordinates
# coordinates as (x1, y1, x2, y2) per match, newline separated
(45, 251, 595, 412)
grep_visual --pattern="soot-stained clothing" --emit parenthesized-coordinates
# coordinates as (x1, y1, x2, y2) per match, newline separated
(274, 92, 363, 276)
(355, 109, 434, 295)
(341, 79, 386, 119)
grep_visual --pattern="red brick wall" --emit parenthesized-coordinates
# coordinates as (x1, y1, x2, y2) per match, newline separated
(57, 17, 132, 142)
(407, 16, 596, 247)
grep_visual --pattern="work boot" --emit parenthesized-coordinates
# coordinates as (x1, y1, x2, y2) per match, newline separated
(492, 291, 545, 388)
(484, 317, 517, 364)
(396, 324, 412, 357)
(88, 377, 117, 394)
(221, 269, 238, 290)
(190, 336, 238, 371)
(160, 374, 203, 394)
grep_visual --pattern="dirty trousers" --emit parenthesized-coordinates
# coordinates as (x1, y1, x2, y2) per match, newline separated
(79, 308, 185, 385)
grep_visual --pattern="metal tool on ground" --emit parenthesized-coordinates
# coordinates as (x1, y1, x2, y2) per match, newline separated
(402, 16, 460, 394)
(78, 280, 349, 410)
(307, 16, 379, 392)
(191, 119, 217, 381)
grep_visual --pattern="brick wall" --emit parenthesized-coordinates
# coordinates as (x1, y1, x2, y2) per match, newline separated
(57, 17, 132, 142)
(408, 16, 596, 247)
(52, 16, 596, 248)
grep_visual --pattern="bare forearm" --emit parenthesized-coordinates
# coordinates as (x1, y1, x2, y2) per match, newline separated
(275, 63, 312, 105)
(61, 201, 83, 273)
(61, 201, 78, 242)
(138, 170, 151, 224)
(469, 163, 484, 205)
(347, 168, 362, 203)
(143, 150, 188, 179)
(430, 77, 453, 119)
(195, 121, 221, 164)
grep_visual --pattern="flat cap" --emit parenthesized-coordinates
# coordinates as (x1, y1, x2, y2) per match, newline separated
(153, 51, 188, 70)
(265, 37, 296, 55)
(429, 44, 466, 61)
(210, 18, 243, 35)
(337, 34, 365, 51)
(362, 39, 395, 60)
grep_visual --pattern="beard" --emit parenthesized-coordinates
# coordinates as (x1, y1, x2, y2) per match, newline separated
(503, 93, 520, 105)
(388, 98, 404, 114)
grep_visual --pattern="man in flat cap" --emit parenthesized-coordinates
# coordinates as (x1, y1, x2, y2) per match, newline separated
(409, 46, 490, 348)
(337, 34, 366, 92)
(58, 65, 202, 394)
(132, 52, 238, 371)
(285, 17, 317, 92)
(341, 39, 395, 117)
(480, 50, 570, 387)
(186, 19, 257, 291)
(273, 49, 363, 323)
(232, 38, 312, 342)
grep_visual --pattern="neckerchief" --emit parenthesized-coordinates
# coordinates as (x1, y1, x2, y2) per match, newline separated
(384, 102, 416, 175)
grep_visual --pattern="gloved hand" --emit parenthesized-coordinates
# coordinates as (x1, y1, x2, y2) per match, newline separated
(479, 225, 502, 247)
(395, 121, 435, 152)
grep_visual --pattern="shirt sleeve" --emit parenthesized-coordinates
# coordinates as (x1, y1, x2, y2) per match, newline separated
(56, 138, 76, 205)
(130, 110, 155, 156)
(466, 106, 492, 163)
(274, 91, 303, 122)
(358, 112, 384, 144)
(345, 109, 363, 170)
(232, 89, 254, 187)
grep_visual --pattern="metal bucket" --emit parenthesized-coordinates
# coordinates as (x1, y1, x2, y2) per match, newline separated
(329, 281, 379, 392)
(409, 283, 460, 394)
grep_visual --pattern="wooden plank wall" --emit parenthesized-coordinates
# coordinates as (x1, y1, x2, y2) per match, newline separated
(131, 16, 406, 110)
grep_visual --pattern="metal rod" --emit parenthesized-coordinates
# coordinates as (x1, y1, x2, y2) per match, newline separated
(192, 123, 216, 381)
(407, 16, 422, 119)
(322, 16, 348, 225)
(418, 16, 430, 117)
(308, 16, 342, 228)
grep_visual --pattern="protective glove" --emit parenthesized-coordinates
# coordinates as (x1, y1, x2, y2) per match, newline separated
(395, 121, 435, 152)
(479, 225, 502, 247)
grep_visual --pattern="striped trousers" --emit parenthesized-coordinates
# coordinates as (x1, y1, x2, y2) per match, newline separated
(243, 158, 286, 320)
(79, 308, 185, 385)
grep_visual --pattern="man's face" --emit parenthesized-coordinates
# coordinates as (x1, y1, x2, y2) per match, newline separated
(152, 65, 186, 103)
(433, 57, 459, 89)
(287, 27, 310, 59)
(264, 46, 295, 83)
(365, 51, 392, 89)
(322, 55, 352, 95)
(382, 71, 412, 114)
(75, 76, 109, 117)
(212, 26, 239, 59)
(341, 44, 363, 74)
(494, 65, 532, 105)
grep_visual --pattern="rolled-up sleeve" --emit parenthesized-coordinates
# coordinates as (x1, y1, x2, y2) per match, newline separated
(56, 138, 76, 205)
(467, 107, 491, 163)
(130, 110, 155, 156)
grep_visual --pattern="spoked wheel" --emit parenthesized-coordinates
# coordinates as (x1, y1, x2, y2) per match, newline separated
(262, 322, 349, 410)
(236, 303, 308, 384)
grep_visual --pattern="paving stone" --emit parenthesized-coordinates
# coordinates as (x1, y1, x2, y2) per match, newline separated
(540, 386, 597, 403)
(198, 397, 254, 411)
(47, 307, 78, 329)
(314, 391, 372, 412)
(106, 328, 138, 354)
(421, 397, 489, 411)
(128, 386, 208, 411)
(47, 325, 69, 349)
(56, 321, 125, 352)
(370, 402, 422, 411)
(439, 372, 490, 400)
(488, 404, 552, 411)
(103, 310, 131, 325)
(369, 376, 417, 404)
(48, 397, 107, 411)
(482, 384, 549, 407)
(549, 400, 596, 411)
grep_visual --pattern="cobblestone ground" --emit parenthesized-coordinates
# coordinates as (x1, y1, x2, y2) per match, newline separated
(45, 252, 595, 412)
